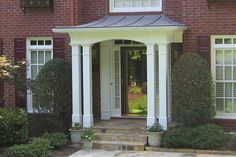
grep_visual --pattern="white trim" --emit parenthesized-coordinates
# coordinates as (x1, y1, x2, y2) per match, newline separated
(26, 37, 53, 113)
(109, 0, 162, 12)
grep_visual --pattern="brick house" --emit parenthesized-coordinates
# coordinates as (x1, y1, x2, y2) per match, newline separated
(1, 0, 236, 131)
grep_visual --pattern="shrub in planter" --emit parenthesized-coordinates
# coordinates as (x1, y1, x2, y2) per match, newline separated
(70, 123, 83, 145)
(147, 123, 164, 147)
(81, 128, 95, 150)
(0, 107, 28, 147)
(42, 132, 68, 149)
(31, 59, 72, 132)
(172, 53, 215, 127)
(162, 124, 225, 150)
(4, 138, 52, 157)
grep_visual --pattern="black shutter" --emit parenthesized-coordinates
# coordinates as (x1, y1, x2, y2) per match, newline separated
(198, 36, 210, 63)
(171, 43, 183, 66)
(53, 38, 65, 58)
(0, 39, 3, 107)
(14, 38, 27, 108)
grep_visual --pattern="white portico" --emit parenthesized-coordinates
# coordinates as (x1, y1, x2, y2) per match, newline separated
(53, 15, 186, 130)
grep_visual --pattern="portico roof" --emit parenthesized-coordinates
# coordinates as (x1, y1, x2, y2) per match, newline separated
(54, 15, 186, 32)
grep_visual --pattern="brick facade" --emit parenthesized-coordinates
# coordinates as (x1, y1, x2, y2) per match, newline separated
(1, 0, 236, 130)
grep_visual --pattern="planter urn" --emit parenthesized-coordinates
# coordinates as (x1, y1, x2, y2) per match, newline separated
(82, 141, 93, 150)
(69, 129, 83, 145)
(148, 131, 164, 147)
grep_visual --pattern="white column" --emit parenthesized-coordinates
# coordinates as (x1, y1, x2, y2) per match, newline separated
(82, 43, 93, 128)
(71, 44, 82, 126)
(158, 43, 169, 130)
(146, 43, 157, 127)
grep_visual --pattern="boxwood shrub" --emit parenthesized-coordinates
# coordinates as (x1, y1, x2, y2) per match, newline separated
(0, 107, 28, 147)
(42, 132, 68, 149)
(172, 53, 215, 127)
(4, 138, 51, 157)
(162, 124, 225, 150)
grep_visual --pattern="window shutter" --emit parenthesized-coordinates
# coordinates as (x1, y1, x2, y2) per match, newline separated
(53, 38, 64, 58)
(171, 43, 183, 66)
(14, 38, 27, 108)
(198, 36, 210, 63)
(0, 39, 3, 107)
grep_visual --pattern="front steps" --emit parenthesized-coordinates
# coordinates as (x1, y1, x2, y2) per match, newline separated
(93, 126, 147, 151)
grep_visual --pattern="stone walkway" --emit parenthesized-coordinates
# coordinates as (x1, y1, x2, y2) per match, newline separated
(69, 150, 236, 157)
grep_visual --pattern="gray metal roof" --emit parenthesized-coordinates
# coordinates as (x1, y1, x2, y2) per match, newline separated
(56, 15, 185, 29)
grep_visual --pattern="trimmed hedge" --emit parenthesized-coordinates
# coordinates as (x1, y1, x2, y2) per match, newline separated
(42, 132, 68, 149)
(162, 124, 225, 150)
(4, 138, 52, 157)
(31, 59, 72, 132)
(0, 107, 28, 147)
(172, 53, 215, 127)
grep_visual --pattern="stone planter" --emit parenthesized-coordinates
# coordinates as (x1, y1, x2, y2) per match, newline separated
(82, 141, 93, 150)
(69, 129, 83, 145)
(148, 131, 164, 147)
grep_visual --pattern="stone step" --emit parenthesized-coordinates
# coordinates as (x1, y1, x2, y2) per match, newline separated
(94, 127, 147, 134)
(95, 133, 147, 143)
(93, 140, 146, 151)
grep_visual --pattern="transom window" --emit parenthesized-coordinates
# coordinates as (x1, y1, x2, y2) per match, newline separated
(212, 36, 236, 118)
(110, 0, 162, 12)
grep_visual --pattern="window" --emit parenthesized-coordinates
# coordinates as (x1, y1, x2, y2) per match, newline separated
(212, 36, 236, 118)
(27, 38, 53, 112)
(110, 0, 162, 12)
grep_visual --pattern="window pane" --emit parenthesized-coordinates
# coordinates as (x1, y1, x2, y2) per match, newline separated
(225, 99, 233, 113)
(151, 0, 159, 6)
(38, 40, 44, 45)
(216, 99, 224, 113)
(224, 38, 232, 44)
(216, 83, 224, 97)
(38, 51, 44, 64)
(142, 0, 151, 7)
(234, 50, 236, 64)
(31, 65, 37, 79)
(234, 100, 236, 113)
(234, 83, 236, 97)
(216, 66, 223, 80)
(124, 0, 132, 7)
(234, 67, 236, 80)
(215, 38, 223, 44)
(225, 83, 232, 97)
(225, 66, 232, 80)
(45, 40, 52, 45)
(216, 50, 223, 64)
(133, 0, 141, 7)
(31, 51, 37, 64)
(224, 50, 232, 64)
(38, 65, 43, 73)
(30, 40, 37, 46)
(114, 0, 123, 7)
(45, 51, 52, 62)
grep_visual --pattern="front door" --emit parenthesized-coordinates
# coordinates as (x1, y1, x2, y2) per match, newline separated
(121, 47, 147, 116)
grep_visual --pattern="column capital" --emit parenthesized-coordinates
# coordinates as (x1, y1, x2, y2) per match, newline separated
(145, 42, 157, 47)
(158, 43, 170, 47)
(69, 43, 81, 47)
(81, 43, 93, 47)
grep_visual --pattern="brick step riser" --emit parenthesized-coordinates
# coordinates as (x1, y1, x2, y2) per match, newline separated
(93, 143, 145, 151)
(96, 134, 147, 143)
(94, 128, 147, 134)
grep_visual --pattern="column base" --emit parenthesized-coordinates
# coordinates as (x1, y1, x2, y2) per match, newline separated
(72, 114, 82, 125)
(83, 114, 94, 128)
(159, 117, 168, 130)
(147, 117, 157, 127)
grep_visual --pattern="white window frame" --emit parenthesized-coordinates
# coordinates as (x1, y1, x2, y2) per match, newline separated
(211, 35, 236, 119)
(26, 37, 53, 113)
(109, 0, 162, 13)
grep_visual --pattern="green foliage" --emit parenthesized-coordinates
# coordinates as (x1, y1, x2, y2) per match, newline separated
(42, 132, 68, 149)
(162, 124, 225, 150)
(148, 123, 163, 132)
(129, 95, 147, 114)
(128, 86, 142, 94)
(81, 128, 95, 142)
(31, 59, 72, 132)
(71, 123, 83, 130)
(0, 107, 28, 147)
(4, 138, 52, 157)
(172, 53, 215, 127)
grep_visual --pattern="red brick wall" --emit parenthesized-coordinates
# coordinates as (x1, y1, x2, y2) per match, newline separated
(0, 0, 72, 105)
(182, 0, 236, 53)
